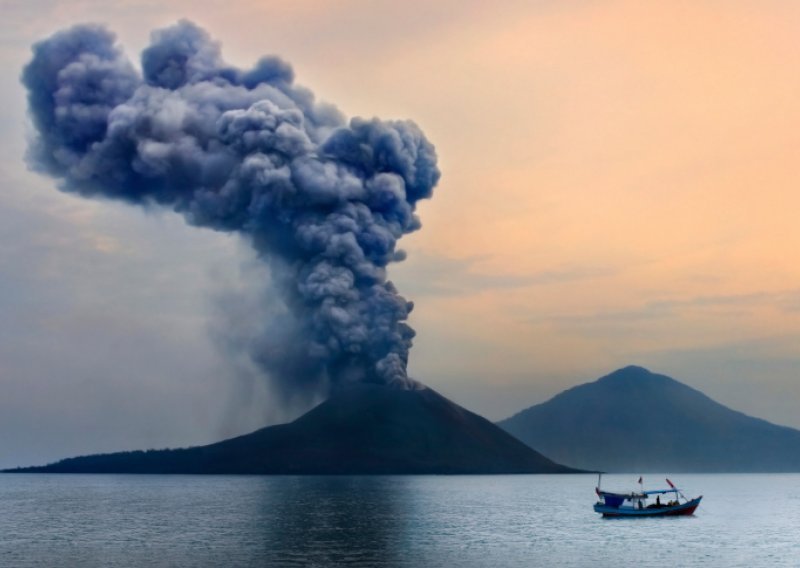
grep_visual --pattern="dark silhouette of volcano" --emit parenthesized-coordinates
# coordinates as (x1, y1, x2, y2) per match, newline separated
(6, 384, 576, 474)
(498, 365, 800, 472)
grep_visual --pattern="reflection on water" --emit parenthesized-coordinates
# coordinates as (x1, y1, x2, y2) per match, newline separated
(254, 476, 407, 566)
(2, 474, 800, 567)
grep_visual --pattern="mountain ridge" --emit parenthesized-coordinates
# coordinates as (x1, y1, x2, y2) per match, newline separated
(498, 365, 800, 472)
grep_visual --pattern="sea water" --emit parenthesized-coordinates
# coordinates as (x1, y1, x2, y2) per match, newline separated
(1, 473, 798, 567)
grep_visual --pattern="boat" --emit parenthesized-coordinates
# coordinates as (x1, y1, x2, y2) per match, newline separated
(593, 476, 702, 517)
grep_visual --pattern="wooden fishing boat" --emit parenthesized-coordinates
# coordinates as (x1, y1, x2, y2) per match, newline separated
(594, 477, 702, 517)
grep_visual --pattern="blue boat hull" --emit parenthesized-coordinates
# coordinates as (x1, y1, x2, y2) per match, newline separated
(594, 496, 702, 517)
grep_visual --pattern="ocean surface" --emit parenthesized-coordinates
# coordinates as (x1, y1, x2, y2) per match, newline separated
(1, 473, 799, 567)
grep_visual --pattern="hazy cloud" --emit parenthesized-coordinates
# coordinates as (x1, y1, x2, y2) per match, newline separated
(395, 251, 613, 298)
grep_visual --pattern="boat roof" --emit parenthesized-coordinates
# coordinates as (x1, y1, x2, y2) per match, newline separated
(599, 488, 679, 497)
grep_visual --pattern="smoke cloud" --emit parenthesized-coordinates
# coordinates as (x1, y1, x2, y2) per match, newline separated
(22, 21, 439, 396)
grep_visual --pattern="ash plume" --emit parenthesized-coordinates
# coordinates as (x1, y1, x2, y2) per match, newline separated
(22, 21, 439, 396)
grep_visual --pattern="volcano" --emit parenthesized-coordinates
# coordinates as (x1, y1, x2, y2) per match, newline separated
(6, 384, 577, 474)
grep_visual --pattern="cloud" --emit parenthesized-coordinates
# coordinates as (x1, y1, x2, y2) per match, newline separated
(394, 251, 613, 298)
(538, 289, 800, 329)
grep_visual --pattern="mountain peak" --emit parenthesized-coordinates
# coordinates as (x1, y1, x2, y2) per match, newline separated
(601, 365, 655, 380)
(498, 366, 800, 472)
(613, 364, 652, 375)
(593, 365, 679, 390)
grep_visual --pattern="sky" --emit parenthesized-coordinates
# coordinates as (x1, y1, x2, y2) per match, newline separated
(1, 0, 799, 469)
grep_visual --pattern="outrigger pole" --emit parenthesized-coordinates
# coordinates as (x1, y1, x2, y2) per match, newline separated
(666, 478, 687, 503)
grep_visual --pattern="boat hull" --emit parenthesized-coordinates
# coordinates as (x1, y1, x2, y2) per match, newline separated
(594, 496, 702, 517)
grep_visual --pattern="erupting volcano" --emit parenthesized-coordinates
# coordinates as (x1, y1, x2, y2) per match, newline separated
(12, 21, 576, 474)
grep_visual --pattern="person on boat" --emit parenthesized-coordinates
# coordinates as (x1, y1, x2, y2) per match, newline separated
(656, 496, 661, 507)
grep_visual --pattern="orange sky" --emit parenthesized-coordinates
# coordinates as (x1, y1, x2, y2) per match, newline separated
(364, 0, 800, 416)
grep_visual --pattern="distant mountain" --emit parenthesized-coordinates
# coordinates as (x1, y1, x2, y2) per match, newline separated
(6, 383, 577, 475)
(498, 365, 800, 472)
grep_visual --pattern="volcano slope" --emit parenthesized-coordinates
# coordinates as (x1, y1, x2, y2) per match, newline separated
(7, 384, 577, 474)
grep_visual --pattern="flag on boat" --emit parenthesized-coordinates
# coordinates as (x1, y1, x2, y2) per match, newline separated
(666, 478, 675, 488)
(638, 476, 642, 484)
